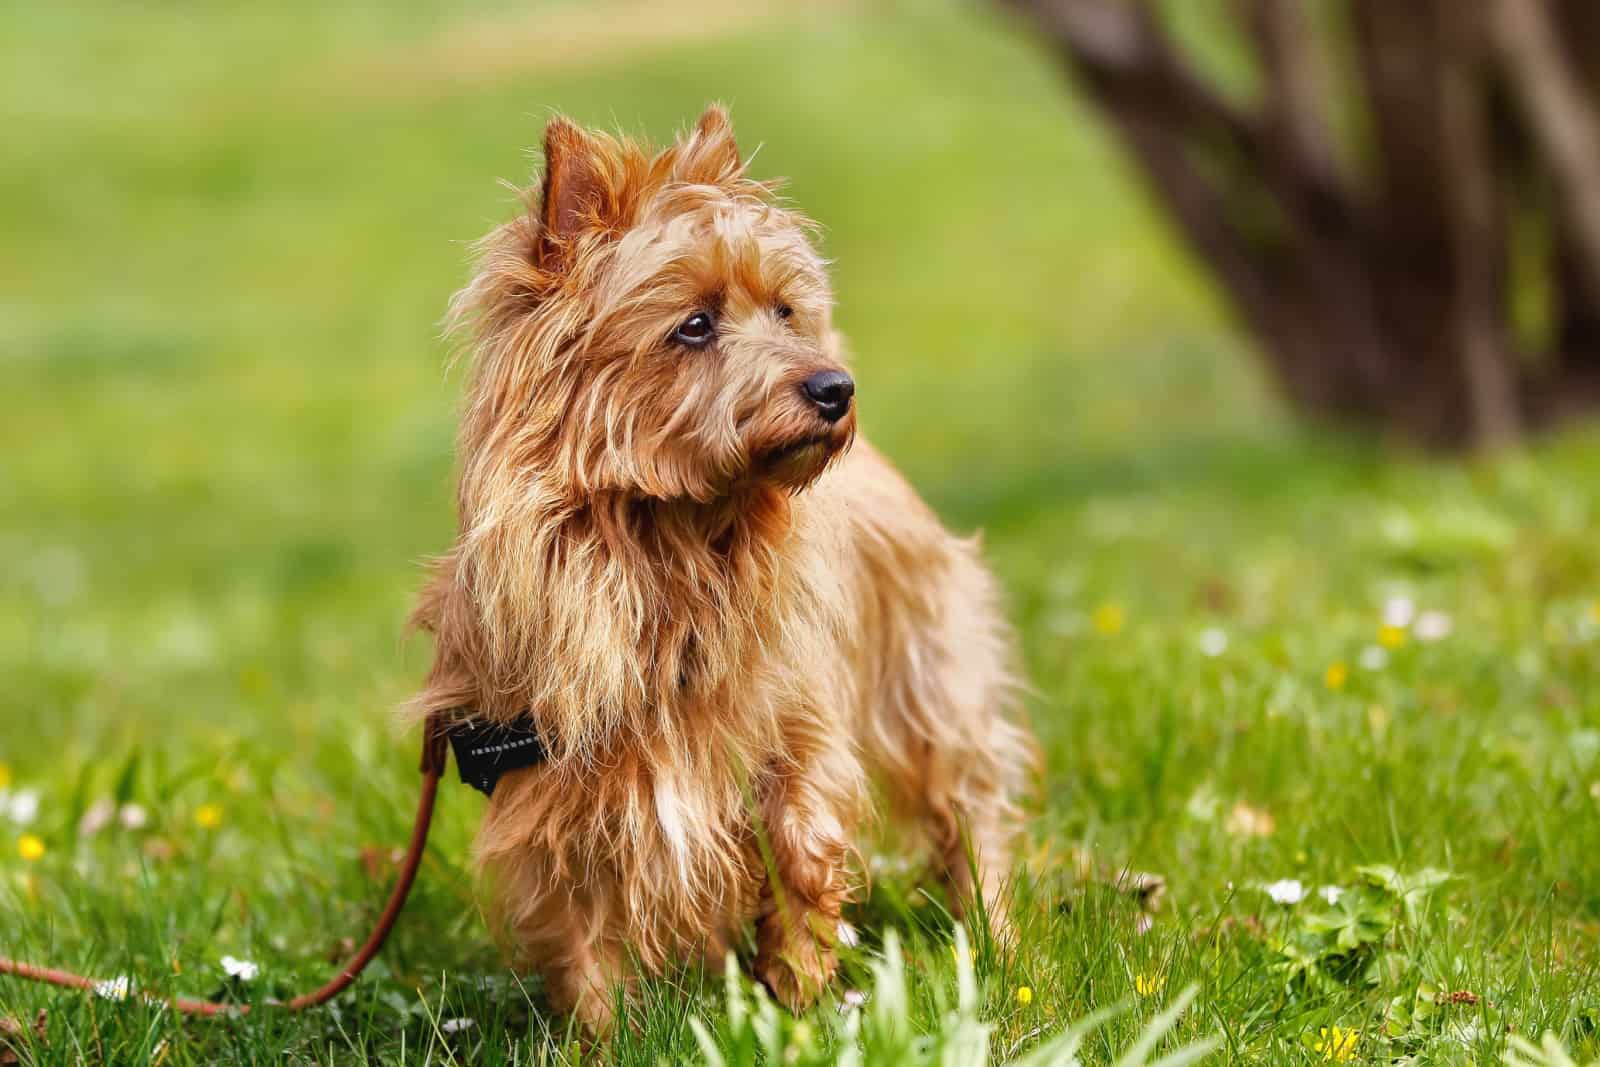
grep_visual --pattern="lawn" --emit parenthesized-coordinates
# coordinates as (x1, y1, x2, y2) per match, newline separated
(3, 1, 1600, 1064)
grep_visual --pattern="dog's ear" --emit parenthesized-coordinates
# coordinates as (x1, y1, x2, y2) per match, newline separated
(678, 104, 742, 183)
(539, 116, 608, 262)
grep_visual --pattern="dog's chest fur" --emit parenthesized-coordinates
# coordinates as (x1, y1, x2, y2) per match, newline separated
(427, 480, 862, 958)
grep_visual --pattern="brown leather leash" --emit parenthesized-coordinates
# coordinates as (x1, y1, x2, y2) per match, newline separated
(0, 714, 452, 1017)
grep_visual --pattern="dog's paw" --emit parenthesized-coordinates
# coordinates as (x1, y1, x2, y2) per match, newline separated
(754, 911, 838, 1014)
(569, 988, 619, 1038)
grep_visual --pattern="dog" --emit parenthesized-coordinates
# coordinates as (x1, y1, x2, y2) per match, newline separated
(408, 106, 1034, 1033)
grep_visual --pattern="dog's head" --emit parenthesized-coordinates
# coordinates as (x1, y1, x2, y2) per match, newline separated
(455, 106, 854, 506)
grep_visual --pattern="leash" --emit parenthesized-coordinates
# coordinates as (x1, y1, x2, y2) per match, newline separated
(0, 713, 456, 1017)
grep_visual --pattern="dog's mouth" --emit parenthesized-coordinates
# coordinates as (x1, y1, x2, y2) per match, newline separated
(762, 435, 831, 463)
(753, 427, 852, 487)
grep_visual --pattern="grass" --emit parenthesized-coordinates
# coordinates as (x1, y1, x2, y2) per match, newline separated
(3, 1, 1600, 1063)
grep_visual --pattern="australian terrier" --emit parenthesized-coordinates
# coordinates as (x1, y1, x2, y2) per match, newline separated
(409, 106, 1034, 1032)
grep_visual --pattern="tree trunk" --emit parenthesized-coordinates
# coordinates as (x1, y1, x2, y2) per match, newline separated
(1000, 0, 1600, 449)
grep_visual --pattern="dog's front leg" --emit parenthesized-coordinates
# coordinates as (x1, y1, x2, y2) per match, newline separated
(752, 751, 858, 1013)
(542, 934, 627, 1036)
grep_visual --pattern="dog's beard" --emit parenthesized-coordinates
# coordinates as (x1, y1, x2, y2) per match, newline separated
(751, 422, 854, 491)
(760, 438, 834, 488)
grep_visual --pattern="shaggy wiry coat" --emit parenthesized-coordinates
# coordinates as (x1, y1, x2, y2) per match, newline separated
(409, 106, 1034, 1031)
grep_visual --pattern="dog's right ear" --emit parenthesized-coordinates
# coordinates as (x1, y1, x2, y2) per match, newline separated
(538, 116, 608, 266)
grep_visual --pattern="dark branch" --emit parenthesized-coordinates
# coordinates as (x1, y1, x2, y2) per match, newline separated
(1243, 0, 1346, 196)
(1437, 2, 1522, 446)
(1016, 0, 1260, 153)
(1495, 0, 1600, 310)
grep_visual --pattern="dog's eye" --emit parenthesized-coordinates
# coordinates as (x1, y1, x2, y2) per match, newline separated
(672, 311, 716, 347)
(775, 304, 794, 321)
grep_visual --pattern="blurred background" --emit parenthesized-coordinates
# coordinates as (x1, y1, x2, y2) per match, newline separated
(2, 0, 1281, 762)
(5, 1, 1600, 1057)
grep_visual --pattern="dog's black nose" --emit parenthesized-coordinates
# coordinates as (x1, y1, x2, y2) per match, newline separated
(802, 371, 855, 422)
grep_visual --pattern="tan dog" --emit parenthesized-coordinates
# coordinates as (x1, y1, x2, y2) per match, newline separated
(409, 106, 1034, 1032)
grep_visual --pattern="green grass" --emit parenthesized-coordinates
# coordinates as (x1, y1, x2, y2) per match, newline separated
(3, 1, 1600, 1063)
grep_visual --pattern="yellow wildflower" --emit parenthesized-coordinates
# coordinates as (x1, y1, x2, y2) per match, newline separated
(0, 762, 11, 790)
(194, 803, 224, 830)
(1015, 985, 1033, 1006)
(1134, 973, 1165, 997)
(18, 833, 46, 862)
(1377, 624, 1407, 649)
(1324, 662, 1348, 691)
(1092, 602, 1125, 635)
(1313, 1026, 1358, 1062)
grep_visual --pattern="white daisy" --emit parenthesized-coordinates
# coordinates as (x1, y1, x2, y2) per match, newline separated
(442, 1018, 475, 1034)
(1359, 645, 1389, 671)
(1383, 595, 1416, 628)
(1198, 627, 1229, 657)
(1263, 878, 1306, 905)
(118, 803, 149, 830)
(1318, 885, 1344, 905)
(6, 788, 41, 826)
(840, 989, 868, 1011)
(95, 976, 131, 1001)
(221, 955, 259, 982)
(1416, 611, 1453, 642)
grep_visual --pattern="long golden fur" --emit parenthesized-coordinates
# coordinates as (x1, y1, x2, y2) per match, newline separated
(409, 106, 1034, 1032)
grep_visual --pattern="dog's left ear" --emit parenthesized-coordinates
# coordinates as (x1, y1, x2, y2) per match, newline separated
(539, 116, 610, 266)
(678, 104, 742, 183)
